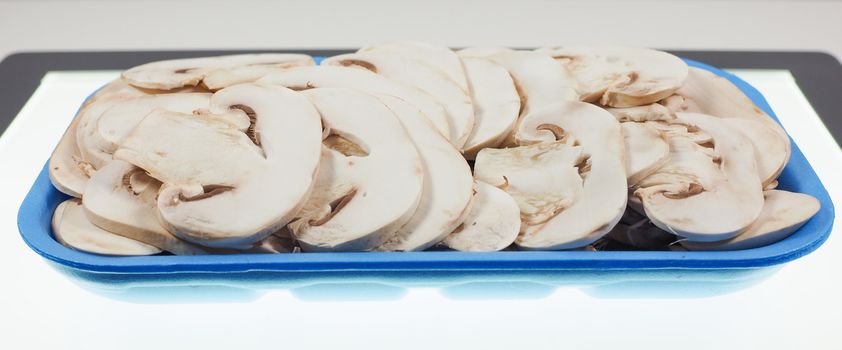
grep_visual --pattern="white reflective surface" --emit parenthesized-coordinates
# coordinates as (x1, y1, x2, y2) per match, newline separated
(0, 70, 840, 349)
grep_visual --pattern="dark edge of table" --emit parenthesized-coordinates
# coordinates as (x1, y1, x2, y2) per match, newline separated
(1, 50, 840, 145)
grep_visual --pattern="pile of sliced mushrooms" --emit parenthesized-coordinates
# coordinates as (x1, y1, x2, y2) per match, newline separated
(49, 42, 820, 256)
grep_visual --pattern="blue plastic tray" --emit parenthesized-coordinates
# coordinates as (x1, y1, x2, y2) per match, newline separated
(16, 59, 835, 296)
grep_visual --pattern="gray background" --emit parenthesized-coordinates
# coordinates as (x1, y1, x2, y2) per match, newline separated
(1, 0, 841, 61)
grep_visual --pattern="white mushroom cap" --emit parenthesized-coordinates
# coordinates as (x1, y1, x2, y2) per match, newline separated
(607, 103, 675, 122)
(122, 54, 314, 90)
(513, 101, 628, 250)
(622, 122, 670, 187)
(662, 67, 791, 186)
(443, 181, 521, 252)
(322, 52, 474, 147)
(373, 95, 474, 252)
(474, 141, 585, 226)
(635, 112, 764, 242)
(53, 198, 162, 256)
(459, 48, 577, 118)
(115, 83, 323, 248)
(289, 88, 424, 251)
(458, 56, 521, 159)
(682, 190, 819, 250)
(538, 46, 688, 107)
(76, 93, 211, 169)
(359, 41, 471, 93)
(83, 160, 209, 255)
(258, 66, 451, 142)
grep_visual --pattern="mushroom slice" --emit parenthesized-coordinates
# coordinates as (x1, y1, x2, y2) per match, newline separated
(512, 101, 628, 250)
(373, 95, 474, 251)
(607, 103, 674, 122)
(53, 198, 162, 256)
(359, 41, 470, 93)
(243, 229, 296, 253)
(258, 66, 451, 142)
(122, 54, 314, 90)
(635, 113, 764, 242)
(288, 88, 424, 251)
(682, 190, 819, 250)
(77, 93, 212, 169)
(83, 160, 209, 254)
(622, 122, 670, 187)
(322, 52, 474, 147)
(443, 181, 521, 252)
(662, 67, 790, 186)
(459, 57, 521, 159)
(538, 46, 688, 107)
(459, 48, 577, 118)
(50, 79, 149, 197)
(115, 83, 322, 248)
(474, 140, 585, 226)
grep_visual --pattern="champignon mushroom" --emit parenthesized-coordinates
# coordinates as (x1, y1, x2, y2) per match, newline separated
(538, 46, 688, 107)
(122, 54, 314, 90)
(607, 103, 675, 122)
(359, 41, 471, 93)
(458, 57, 521, 159)
(474, 140, 585, 226)
(288, 88, 424, 251)
(661, 67, 790, 186)
(322, 52, 474, 147)
(50, 79, 149, 197)
(258, 67, 473, 251)
(76, 93, 212, 169)
(681, 190, 819, 250)
(52, 198, 162, 256)
(458, 48, 577, 119)
(373, 95, 474, 251)
(634, 112, 764, 242)
(622, 122, 670, 187)
(83, 160, 209, 254)
(512, 101, 628, 250)
(114, 83, 323, 248)
(443, 180, 521, 252)
(258, 66, 451, 142)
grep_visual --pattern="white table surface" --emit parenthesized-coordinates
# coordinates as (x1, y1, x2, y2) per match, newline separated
(0, 67, 840, 349)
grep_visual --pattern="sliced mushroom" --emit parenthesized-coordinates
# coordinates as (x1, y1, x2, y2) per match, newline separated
(622, 122, 670, 187)
(634, 112, 764, 242)
(661, 67, 790, 186)
(258, 65, 451, 142)
(83, 160, 209, 254)
(474, 140, 585, 226)
(122, 54, 314, 90)
(459, 48, 577, 118)
(443, 181, 521, 252)
(258, 68, 472, 251)
(288, 88, 424, 251)
(459, 57, 521, 159)
(76, 93, 212, 169)
(359, 41, 470, 93)
(512, 101, 628, 250)
(373, 95, 474, 251)
(682, 190, 819, 250)
(53, 198, 162, 256)
(243, 228, 296, 253)
(114, 83, 323, 248)
(538, 46, 688, 107)
(607, 103, 674, 122)
(50, 79, 149, 197)
(322, 52, 474, 147)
